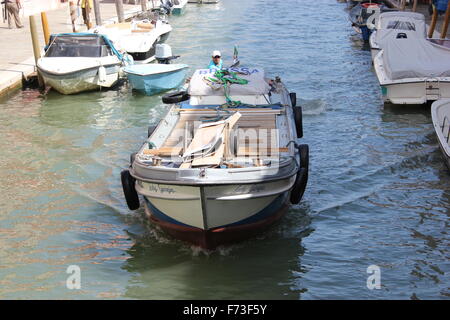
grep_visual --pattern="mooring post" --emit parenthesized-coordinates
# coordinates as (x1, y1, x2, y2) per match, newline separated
(412, 0, 418, 12)
(115, 0, 125, 23)
(29, 15, 44, 88)
(69, 0, 77, 32)
(440, 0, 450, 40)
(428, 4, 438, 38)
(40, 12, 50, 45)
(93, 0, 102, 26)
(141, 0, 147, 12)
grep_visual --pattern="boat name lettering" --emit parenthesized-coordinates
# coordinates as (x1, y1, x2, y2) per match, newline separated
(147, 184, 176, 194)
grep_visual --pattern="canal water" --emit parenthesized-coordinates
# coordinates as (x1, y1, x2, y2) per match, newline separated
(0, 0, 448, 299)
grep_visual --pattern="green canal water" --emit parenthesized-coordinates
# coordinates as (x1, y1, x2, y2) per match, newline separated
(0, 0, 448, 299)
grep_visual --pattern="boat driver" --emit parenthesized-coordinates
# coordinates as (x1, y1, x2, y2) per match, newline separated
(208, 50, 223, 71)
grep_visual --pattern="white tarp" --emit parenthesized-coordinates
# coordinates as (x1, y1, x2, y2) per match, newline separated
(188, 67, 270, 96)
(374, 12, 426, 49)
(383, 38, 450, 80)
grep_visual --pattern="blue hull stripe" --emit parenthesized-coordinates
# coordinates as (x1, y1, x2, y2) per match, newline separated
(144, 192, 289, 229)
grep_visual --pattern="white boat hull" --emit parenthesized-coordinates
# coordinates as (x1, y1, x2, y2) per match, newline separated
(374, 52, 450, 104)
(136, 176, 296, 230)
(431, 99, 450, 170)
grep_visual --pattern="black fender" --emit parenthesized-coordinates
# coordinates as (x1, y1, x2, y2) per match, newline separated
(121, 169, 140, 210)
(293, 106, 303, 138)
(290, 144, 309, 204)
(289, 92, 297, 107)
(162, 91, 190, 104)
(130, 152, 137, 166)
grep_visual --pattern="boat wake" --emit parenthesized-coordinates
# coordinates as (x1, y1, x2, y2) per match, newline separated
(299, 98, 327, 115)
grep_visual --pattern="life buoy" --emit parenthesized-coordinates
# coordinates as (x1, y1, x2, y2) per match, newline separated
(162, 91, 190, 104)
(362, 3, 379, 8)
(290, 144, 309, 204)
(121, 169, 140, 210)
(293, 106, 303, 138)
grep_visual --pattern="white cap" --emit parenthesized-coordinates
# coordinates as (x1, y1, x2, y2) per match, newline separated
(212, 50, 221, 57)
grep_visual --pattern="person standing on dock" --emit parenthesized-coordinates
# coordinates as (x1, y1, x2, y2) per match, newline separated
(208, 50, 223, 71)
(77, 0, 93, 29)
(5, 0, 23, 29)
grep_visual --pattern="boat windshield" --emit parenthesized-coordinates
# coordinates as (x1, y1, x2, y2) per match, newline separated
(45, 36, 113, 58)
(387, 21, 416, 31)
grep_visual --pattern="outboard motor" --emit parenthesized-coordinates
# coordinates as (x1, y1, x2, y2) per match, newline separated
(155, 44, 180, 64)
(160, 0, 173, 15)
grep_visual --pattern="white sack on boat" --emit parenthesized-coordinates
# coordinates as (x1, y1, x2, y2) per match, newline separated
(188, 68, 271, 96)
(383, 38, 450, 80)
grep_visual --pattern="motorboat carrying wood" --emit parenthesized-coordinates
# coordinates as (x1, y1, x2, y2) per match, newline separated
(37, 33, 124, 95)
(369, 11, 426, 61)
(92, 14, 172, 64)
(121, 67, 309, 249)
(431, 99, 450, 170)
(124, 44, 189, 95)
(374, 37, 450, 104)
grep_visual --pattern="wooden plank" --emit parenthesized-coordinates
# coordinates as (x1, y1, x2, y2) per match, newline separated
(143, 147, 183, 157)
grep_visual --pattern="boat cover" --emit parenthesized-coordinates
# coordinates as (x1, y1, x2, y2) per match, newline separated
(374, 12, 426, 48)
(188, 67, 270, 96)
(383, 37, 450, 80)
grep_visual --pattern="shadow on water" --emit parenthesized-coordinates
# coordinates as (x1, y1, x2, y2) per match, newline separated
(120, 209, 313, 300)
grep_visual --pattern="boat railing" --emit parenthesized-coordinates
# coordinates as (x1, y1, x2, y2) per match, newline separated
(441, 116, 450, 144)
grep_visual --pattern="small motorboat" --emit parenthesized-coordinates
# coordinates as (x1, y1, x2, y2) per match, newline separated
(369, 11, 426, 61)
(373, 37, 450, 104)
(349, 1, 397, 41)
(431, 99, 450, 170)
(92, 12, 172, 64)
(120, 67, 309, 249)
(124, 64, 189, 95)
(124, 44, 189, 95)
(172, 0, 188, 15)
(37, 33, 124, 95)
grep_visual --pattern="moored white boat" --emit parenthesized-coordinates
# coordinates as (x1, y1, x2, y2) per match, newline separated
(431, 99, 450, 170)
(121, 67, 309, 249)
(172, 0, 188, 15)
(374, 37, 450, 104)
(92, 17, 172, 64)
(369, 11, 426, 61)
(37, 33, 123, 95)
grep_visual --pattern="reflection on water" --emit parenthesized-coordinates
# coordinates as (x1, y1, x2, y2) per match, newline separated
(0, 0, 448, 299)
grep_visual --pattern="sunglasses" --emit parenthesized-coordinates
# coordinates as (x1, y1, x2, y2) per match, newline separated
(213, 55, 221, 58)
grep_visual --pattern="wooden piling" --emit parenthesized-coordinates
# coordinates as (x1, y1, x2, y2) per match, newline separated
(412, 0, 418, 12)
(93, 0, 102, 26)
(428, 4, 438, 38)
(40, 12, 50, 45)
(69, 0, 77, 32)
(29, 15, 44, 88)
(440, 0, 450, 40)
(141, 0, 148, 12)
(85, 1, 92, 29)
(115, 0, 125, 23)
